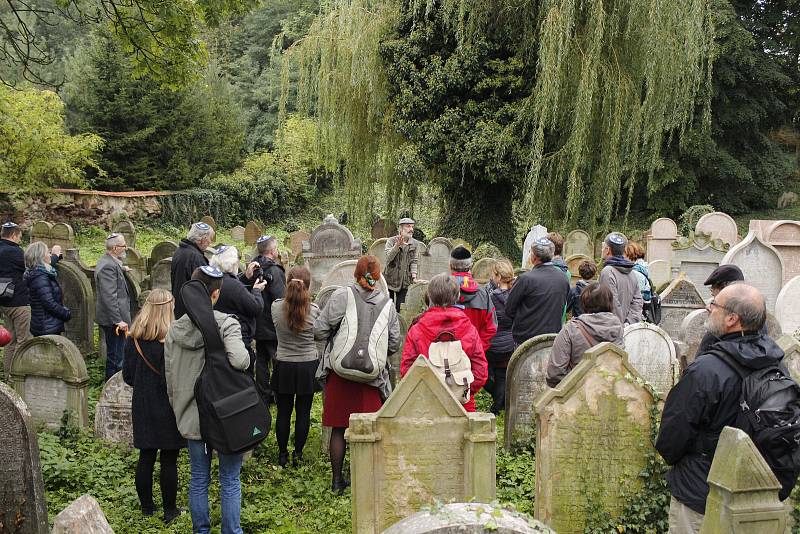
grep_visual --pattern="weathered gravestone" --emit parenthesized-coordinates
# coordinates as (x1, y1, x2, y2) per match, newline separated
(648, 259, 671, 290)
(417, 237, 453, 282)
(564, 230, 593, 259)
(112, 219, 136, 250)
(504, 334, 556, 450)
(646, 217, 678, 264)
(371, 218, 397, 239)
(534, 343, 655, 534)
(244, 221, 263, 245)
(51, 222, 76, 250)
(30, 220, 52, 246)
(148, 240, 178, 271)
(320, 259, 389, 296)
(522, 225, 548, 269)
(349, 357, 496, 534)
(302, 215, 362, 292)
(56, 258, 95, 354)
(382, 503, 555, 534)
(471, 258, 497, 284)
(9, 336, 89, 429)
(288, 230, 310, 260)
(122, 248, 146, 285)
(230, 225, 246, 242)
(51, 494, 114, 534)
(565, 254, 593, 285)
(622, 323, 677, 396)
(199, 215, 217, 231)
(398, 281, 429, 327)
(658, 275, 706, 341)
(764, 220, 800, 286)
(0, 382, 48, 534)
(368, 238, 388, 271)
(670, 232, 728, 300)
(777, 336, 800, 383)
(695, 211, 739, 247)
(150, 258, 172, 291)
(721, 232, 784, 313)
(699, 426, 787, 533)
(94, 371, 133, 447)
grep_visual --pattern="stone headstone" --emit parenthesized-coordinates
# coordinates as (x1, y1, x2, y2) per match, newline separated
(417, 237, 453, 282)
(51, 222, 76, 250)
(320, 260, 389, 296)
(565, 254, 593, 285)
(658, 275, 706, 341)
(382, 503, 555, 534)
(522, 225, 548, 269)
(679, 309, 710, 371)
(670, 232, 728, 300)
(112, 219, 136, 249)
(122, 248, 146, 285)
(30, 220, 52, 246)
(534, 343, 655, 534)
(622, 323, 678, 396)
(695, 211, 739, 247)
(471, 257, 497, 283)
(244, 221, 263, 245)
(124, 271, 141, 321)
(648, 259, 671, 290)
(230, 225, 246, 242)
(646, 217, 678, 264)
(199, 215, 217, 231)
(0, 382, 48, 534)
(51, 494, 114, 534)
(504, 334, 556, 449)
(148, 240, 177, 271)
(764, 220, 800, 285)
(722, 231, 784, 313)
(368, 238, 389, 271)
(776, 277, 800, 337)
(349, 357, 496, 534)
(777, 336, 800, 383)
(699, 426, 787, 533)
(9, 335, 89, 429)
(288, 230, 310, 259)
(398, 281, 429, 326)
(564, 230, 593, 258)
(149, 258, 172, 291)
(302, 215, 362, 292)
(94, 371, 133, 447)
(371, 218, 397, 239)
(56, 259, 95, 354)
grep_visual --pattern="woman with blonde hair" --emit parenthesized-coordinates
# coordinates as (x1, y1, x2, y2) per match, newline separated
(23, 241, 69, 336)
(122, 288, 185, 523)
(484, 259, 515, 414)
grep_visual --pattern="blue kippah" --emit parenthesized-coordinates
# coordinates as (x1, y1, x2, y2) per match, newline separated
(608, 233, 626, 245)
(195, 222, 211, 231)
(200, 265, 224, 278)
(256, 235, 272, 244)
(2, 222, 19, 229)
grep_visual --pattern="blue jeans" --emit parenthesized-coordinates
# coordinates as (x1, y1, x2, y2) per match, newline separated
(187, 440, 244, 534)
(101, 325, 126, 380)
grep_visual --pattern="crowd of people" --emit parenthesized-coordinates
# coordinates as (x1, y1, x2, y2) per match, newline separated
(2, 217, 797, 534)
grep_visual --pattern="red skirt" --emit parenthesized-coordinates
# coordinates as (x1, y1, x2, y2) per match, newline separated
(322, 371, 383, 428)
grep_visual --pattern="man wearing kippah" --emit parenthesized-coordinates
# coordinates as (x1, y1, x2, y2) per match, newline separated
(383, 217, 419, 312)
(598, 232, 643, 325)
(95, 232, 132, 380)
(0, 222, 32, 379)
(172, 222, 215, 319)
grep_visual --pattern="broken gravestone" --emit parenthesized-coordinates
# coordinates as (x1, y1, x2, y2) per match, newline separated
(94, 371, 134, 447)
(51, 494, 114, 534)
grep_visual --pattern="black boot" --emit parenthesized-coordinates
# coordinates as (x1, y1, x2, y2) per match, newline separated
(278, 451, 289, 468)
(331, 477, 350, 495)
(292, 451, 303, 467)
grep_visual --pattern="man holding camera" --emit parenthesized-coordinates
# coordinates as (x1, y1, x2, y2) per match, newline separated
(384, 217, 419, 312)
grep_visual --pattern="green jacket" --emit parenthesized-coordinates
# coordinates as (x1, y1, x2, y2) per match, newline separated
(164, 311, 250, 440)
(383, 236, 418, 291)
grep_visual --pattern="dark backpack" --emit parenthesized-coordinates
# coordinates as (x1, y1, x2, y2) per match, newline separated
(182, 280, 271, 455)
(642, 273, 661, 324)
(714, 351, 800, 499)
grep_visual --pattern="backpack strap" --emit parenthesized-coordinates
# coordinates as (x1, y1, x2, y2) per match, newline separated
(435, 330, 457, 342)
(574, 321, 596, 346)
(133, 338, 160, 376)
(708, 349, 749, 380)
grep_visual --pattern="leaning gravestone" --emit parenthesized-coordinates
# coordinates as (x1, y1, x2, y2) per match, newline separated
(368, 238, 388, 270)
(244, 221, 263, 245)
(564, 229, 593, 259)
(51, 494, 114, 534)
(302, 215, 362, 292)
(94, 371, 133, 447)
(778, 336, 800, 383)
(149, 240, 178, 270)
(349, 357, 496, 534)
(722, 231, 784, 313)
(658, 275, 706, 341)
(112, 219, 136, 250)
(764, 220, 800, 285)
(56, 259, 96, 354)
(9, 336, 89, 429)
(51, 222, 76, 250)
(622, 323, 678, 396)
(522, 225, 548, 269)
(670, 232, 728, 300)
(417, 237, 453, 282)
(471, 257, 497, 283)
(504, 334, 556, 450)
(695, 211, 739, 247)
(382, 503, 555, 534)
(149, 258, 172, 291)
(646, 217, 678, 264)
(320, 260, 389, 296)
(0, 382, 48, 534)
(699, 426, 787, 533)
(230, 225, 246, 242)
(534, 343, 655, 534)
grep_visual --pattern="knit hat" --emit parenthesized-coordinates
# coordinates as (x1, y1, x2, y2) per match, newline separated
(451, 246, 471, 261)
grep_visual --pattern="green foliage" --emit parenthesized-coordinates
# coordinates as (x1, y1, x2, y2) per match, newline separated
(496, 443, 537, 516)
(0, 84, 103, 191)
(678, 205, 715, 236)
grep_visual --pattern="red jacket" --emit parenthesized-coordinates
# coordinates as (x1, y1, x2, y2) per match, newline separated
(400, 306, 488, 412)
(452, 271, 497, 352)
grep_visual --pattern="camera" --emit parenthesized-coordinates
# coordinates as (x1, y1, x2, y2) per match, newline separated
(252, 265, 264, 281)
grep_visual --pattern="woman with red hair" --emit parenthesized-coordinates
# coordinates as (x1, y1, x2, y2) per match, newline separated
(314, 255, 400, 494)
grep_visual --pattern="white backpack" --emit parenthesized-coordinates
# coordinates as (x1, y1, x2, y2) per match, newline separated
(426, 331, 474, 404)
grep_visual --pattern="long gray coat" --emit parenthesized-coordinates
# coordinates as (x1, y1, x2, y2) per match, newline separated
(94, 252, 131, 326)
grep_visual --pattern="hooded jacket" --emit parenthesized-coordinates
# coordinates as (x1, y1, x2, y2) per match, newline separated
(546, 312, 624, 387)
(400, 306, 488, 412)
(598, 256, 643, 325)
(171, 239, 208, 318)
(505, 263, 570, 345)
(0, 238, 28, 307)
(655, 333, 787, 514)
(164, 311, 250, 440)
(25, 264, 70, 336)
(451, 271, 497, 351)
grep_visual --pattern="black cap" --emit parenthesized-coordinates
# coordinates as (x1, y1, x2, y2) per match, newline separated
(704, 265, 744, 286)
(450, 245, 471, 261)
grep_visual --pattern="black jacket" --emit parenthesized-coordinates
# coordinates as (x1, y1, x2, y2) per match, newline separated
(25, 262, 70, 336)
(249, 256, 285, 340)
(0, 238, 29, 307)
(567, 280, 589, 317)
(505, 263, 570, 345)
(214, 273, 263, 341)
(655, 333, 786, 514)
(694, 322, 770, 359)
(488, 287, 515, 355)
(171, 239, 208, 318)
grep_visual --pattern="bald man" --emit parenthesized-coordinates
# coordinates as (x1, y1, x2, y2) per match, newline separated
(655, 284, 793, 533)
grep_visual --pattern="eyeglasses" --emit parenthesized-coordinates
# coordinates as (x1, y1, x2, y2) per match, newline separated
(707, 300, 735, 315)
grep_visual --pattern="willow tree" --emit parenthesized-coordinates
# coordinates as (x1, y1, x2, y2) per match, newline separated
(285, 0, 714, 245)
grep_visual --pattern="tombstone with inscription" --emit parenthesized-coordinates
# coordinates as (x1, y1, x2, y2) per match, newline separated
(51, 222, 76, 250)
(649, 259, 671, 290)
(149, 258, 172, 291)
(230, 225, 246, 242)
(646, 217, 678, 264)
(670, 232, 728, 300)
(504, 334, 556, 449)
(320, 259, 388, 296)
(244, 221, 263, 245)
(471, 257, 497, 283)
(94, 371, 133, 447)
(30, 220, 52, 246)
(658, 275, 706, 341)
(722, 232, 784, 313)
(51, 494, 114, 534)
(349, 357, 496, 534)
(368, 238, 388, 270)
(417, 237, 453, 282)
(303, 215, 362, 292)
(534, 343, 655, 534)
(695, 211, 739, 247)
(622, 323, 678, 396)
(9, 335, 89, 429)
(764, 220, 800, 285)
(382, 503, 555, 534)
(522, 225, 548, 269)
(0, 382, 48, 534)
(56, 259, 95, 354)
(564, 230, 593, 258)
(112, 219, 136, 250)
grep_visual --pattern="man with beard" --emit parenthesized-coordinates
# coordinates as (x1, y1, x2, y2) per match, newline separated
(655, 284, 793, 533)
(383, 217, 419, 312)
(95, 232, 132, 380)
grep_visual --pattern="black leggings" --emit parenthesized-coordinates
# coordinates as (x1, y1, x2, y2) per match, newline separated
(275, 393, 314, 455)
(135, 449, 179, 513)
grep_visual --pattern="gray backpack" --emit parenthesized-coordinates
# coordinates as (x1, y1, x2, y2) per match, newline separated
(330, 287, 394, 383)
